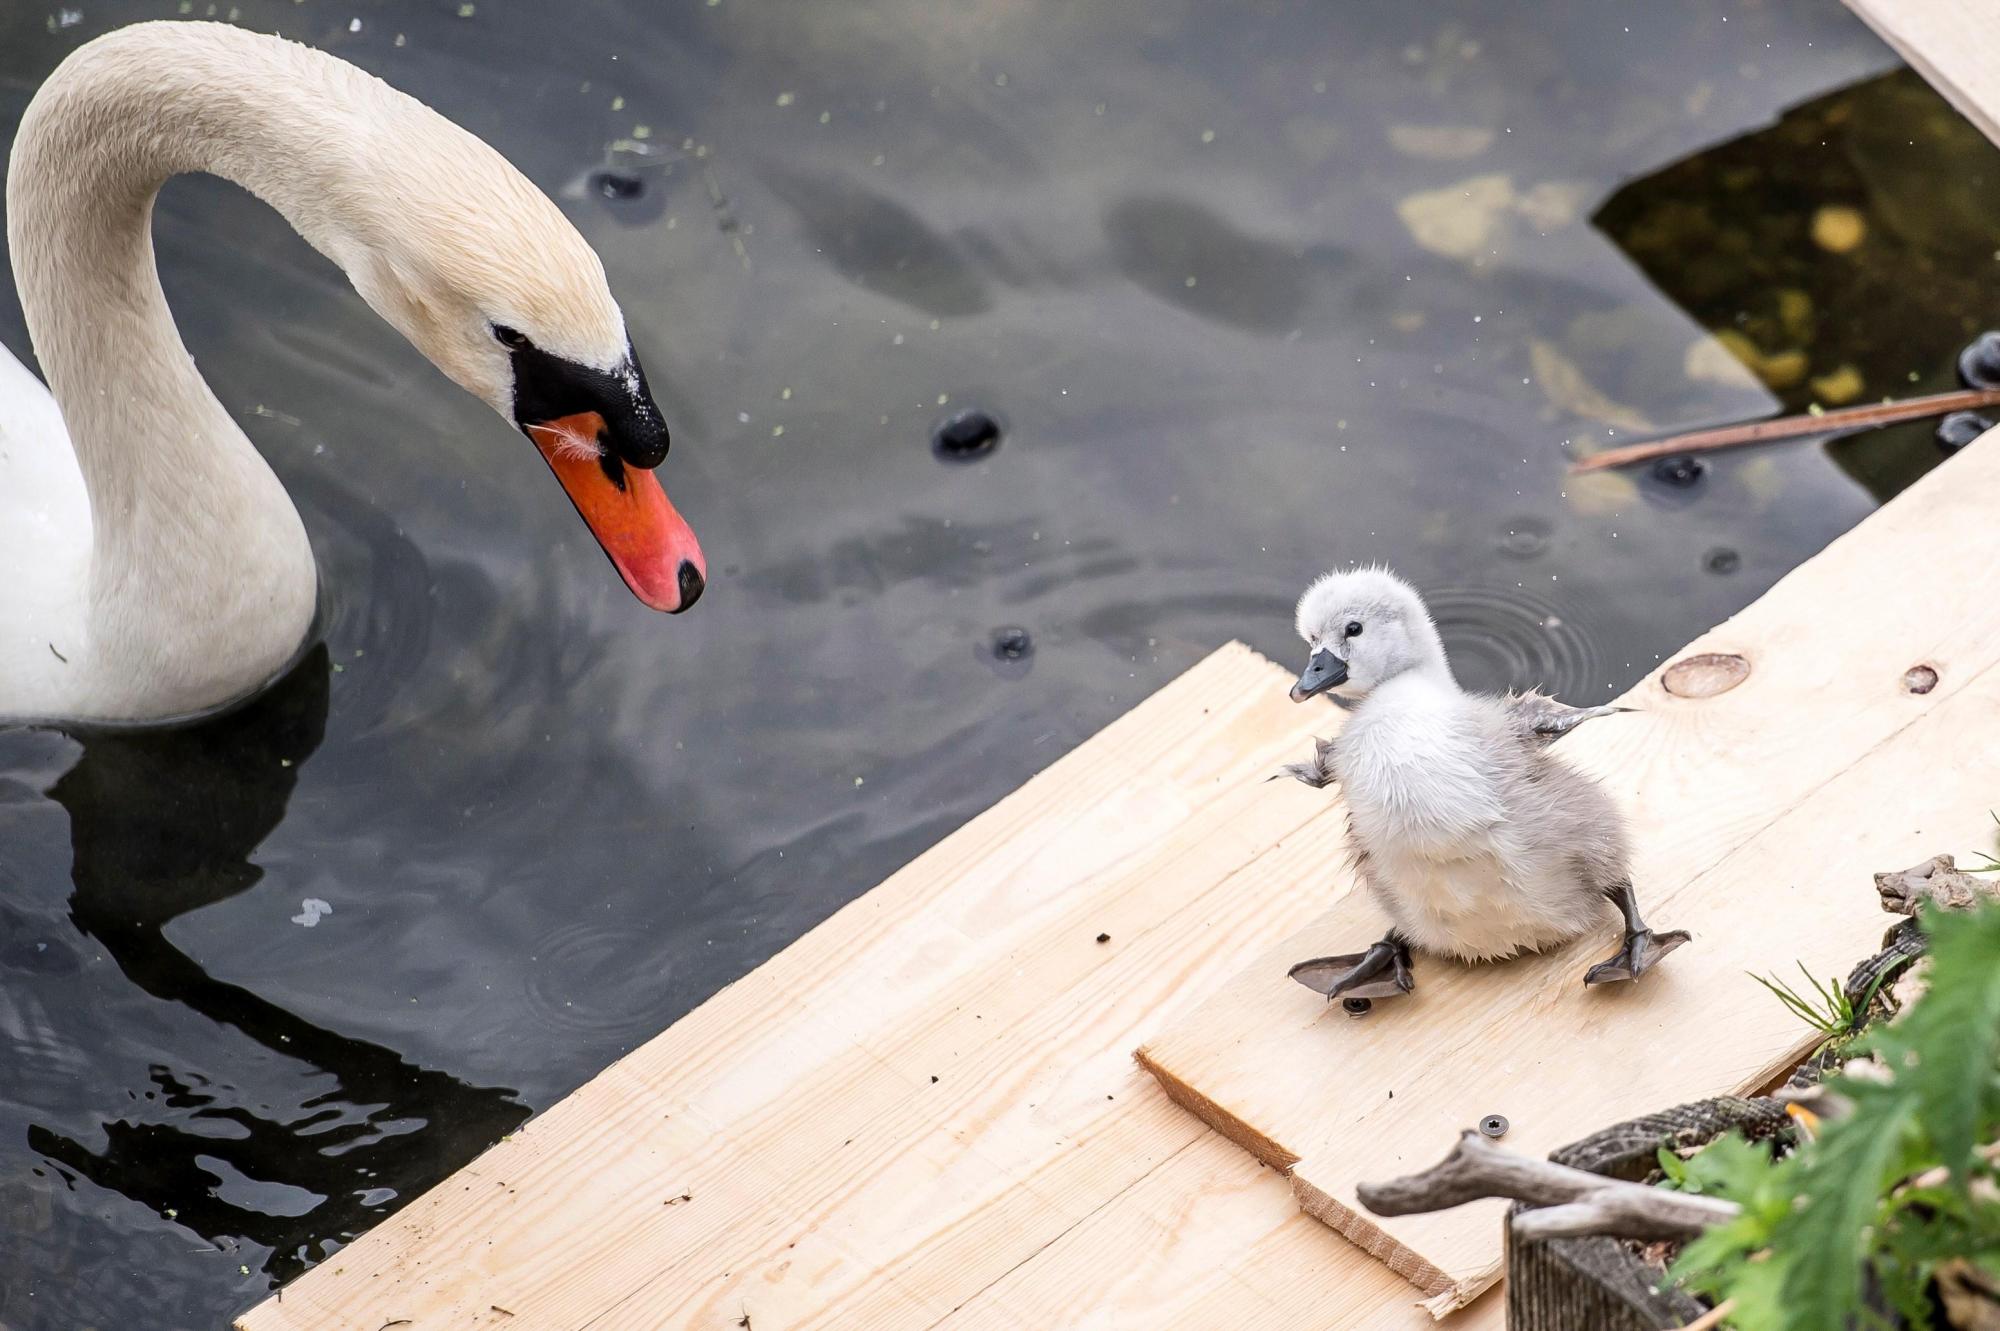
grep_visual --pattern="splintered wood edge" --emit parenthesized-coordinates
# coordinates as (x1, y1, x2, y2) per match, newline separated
(1289, 1168, 1494, 1319)
(1134, 1044, 1493, 1317)
(1133, 1043, 1299, 1172)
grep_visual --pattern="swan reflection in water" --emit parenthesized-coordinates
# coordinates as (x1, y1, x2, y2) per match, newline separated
(24, 648, 527, 1281)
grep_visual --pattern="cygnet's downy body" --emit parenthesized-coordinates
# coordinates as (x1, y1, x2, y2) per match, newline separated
(1280, 567, 1687, 1012)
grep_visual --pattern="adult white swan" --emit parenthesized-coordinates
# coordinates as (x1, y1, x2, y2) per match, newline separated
(1, 21, 704, 724)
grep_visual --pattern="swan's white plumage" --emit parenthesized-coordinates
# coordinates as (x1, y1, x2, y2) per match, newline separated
(2, 21, 636, 722)
(0, 340, 91, 706)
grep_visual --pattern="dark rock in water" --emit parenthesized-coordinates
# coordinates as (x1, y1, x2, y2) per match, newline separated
(932, 408, 1003, 462)
(1649, 454, 1706, 487)
(1936, 409, 1992, 454)
(591, 171, 645, 200)
(1703, 546, 1741, 575)
(1956, 330, 2000, 390)
(991, 626, 1033, 660)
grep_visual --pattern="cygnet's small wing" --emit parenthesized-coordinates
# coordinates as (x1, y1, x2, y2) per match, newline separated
(1272, 735, 1338, 789)
(1505, 690, 1632, 747)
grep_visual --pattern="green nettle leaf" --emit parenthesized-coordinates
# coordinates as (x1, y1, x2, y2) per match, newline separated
(1667, 903, 2000, 1331)
(1775, 1090, 1920, 1329)
(1681, 1133, 1778, 1202)
(1656, 1145, 1692, 1189)
(1863, 906, 2000, 1189)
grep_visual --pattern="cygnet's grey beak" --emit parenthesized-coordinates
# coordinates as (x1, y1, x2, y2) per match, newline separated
(1291, 648, 1348, 702)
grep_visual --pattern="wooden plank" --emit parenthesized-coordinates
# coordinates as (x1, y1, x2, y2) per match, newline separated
(1137, 437, 2000, 1312)
(1846, 0, 2000, 146)
(238, 642, 1434, 1331)
(932, 1130, 1501, 1331)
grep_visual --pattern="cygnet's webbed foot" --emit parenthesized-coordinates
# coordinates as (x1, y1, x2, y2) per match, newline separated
(1583, 928, 1691, 985)
(1583, 881, 1690, 986)
(1289, 932, 1415, 1009)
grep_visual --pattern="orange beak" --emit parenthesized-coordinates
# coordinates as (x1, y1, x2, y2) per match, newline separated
(525, 412, 706, 612)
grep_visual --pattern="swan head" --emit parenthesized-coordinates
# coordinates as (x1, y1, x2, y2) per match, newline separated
(1290, 566, 1446, 701)
(339, 147, 704, 613)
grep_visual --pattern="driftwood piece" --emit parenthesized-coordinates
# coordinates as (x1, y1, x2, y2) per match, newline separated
(1357, 1130, 1740, 1242)
(1875, 854, 2000, 915)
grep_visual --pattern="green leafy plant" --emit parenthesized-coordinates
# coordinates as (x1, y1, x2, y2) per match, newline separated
(1668, 902, 2000, 1331)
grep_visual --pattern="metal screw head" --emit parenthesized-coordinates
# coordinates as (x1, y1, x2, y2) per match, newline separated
(1341, 997, 1373, 1018)
(1479, 1114, 1509, 1139)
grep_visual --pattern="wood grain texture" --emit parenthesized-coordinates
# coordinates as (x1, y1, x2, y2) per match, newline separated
(1137, 438, 2000, 1312)
(1847, 0, 2000, 145)
(238, 642, 1438, 1331)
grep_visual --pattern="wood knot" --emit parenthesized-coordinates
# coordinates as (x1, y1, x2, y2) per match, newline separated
(1902, 664, 1939, 695)
(1661, 652, 1749, 698)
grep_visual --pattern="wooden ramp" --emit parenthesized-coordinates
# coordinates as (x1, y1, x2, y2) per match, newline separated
(238, 437, 2000, 1331)
(1136, 438, 2000, 1313)
(238, 640, 1495, 1330)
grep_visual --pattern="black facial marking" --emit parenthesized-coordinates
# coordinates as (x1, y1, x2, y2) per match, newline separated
(506, 335, 670, 470)
(598, 446, 627, 493)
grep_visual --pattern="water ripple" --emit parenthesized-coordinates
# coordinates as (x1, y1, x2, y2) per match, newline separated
(1425, 584, 1607, 701)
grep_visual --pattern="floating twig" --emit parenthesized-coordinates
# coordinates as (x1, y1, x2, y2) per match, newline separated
(1567, 387, 2000, 474)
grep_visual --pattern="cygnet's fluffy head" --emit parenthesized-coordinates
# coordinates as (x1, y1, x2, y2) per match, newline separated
(1290, 566, 1449, 700)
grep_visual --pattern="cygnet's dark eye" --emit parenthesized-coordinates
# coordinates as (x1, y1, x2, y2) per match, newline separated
(1344, 621, 1364, 638)
(492, 324, 531, 350)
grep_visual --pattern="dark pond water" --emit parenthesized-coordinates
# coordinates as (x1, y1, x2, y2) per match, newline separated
(1, 1, 1995, 1326)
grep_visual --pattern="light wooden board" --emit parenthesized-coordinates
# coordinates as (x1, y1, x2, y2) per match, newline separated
(1137, 436, 2000, 1313)
(238, 641, 1478, 1331)
(1847, 0, 2000, 145)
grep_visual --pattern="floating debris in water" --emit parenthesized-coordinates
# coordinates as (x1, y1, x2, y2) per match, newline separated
(1649, 454, 1706, 488)
(984, 625, 1035, 680)
(991, 626, 1033, 661)
(931, 408, 1002, 462)
(1810, 204, 1866, 253)
(291, 898, 332, 928)
(1935, 410, 1992, 454)
(1808, 363, 1865, 406)
(1495, 516, 1550, 560)
(590, 171, 644, 201)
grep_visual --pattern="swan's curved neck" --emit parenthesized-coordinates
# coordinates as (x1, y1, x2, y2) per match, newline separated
(5, 25, 387, 717)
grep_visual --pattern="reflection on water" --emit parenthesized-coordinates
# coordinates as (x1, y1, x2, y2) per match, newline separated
(32, 652, 526, 1280)
(0, 0, 1992, 1326)
(1595, 67, 2000, 500)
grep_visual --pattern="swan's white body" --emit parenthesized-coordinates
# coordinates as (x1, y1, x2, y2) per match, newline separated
(2, 22, 692, 724)
(0, 339, 96, 710)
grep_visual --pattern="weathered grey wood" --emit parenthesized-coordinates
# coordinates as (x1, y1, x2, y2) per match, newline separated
(1506, 1214, 1706, 1331)
(1357, 1131, 1738, 1242)
(1874, 854, 2000, 915)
